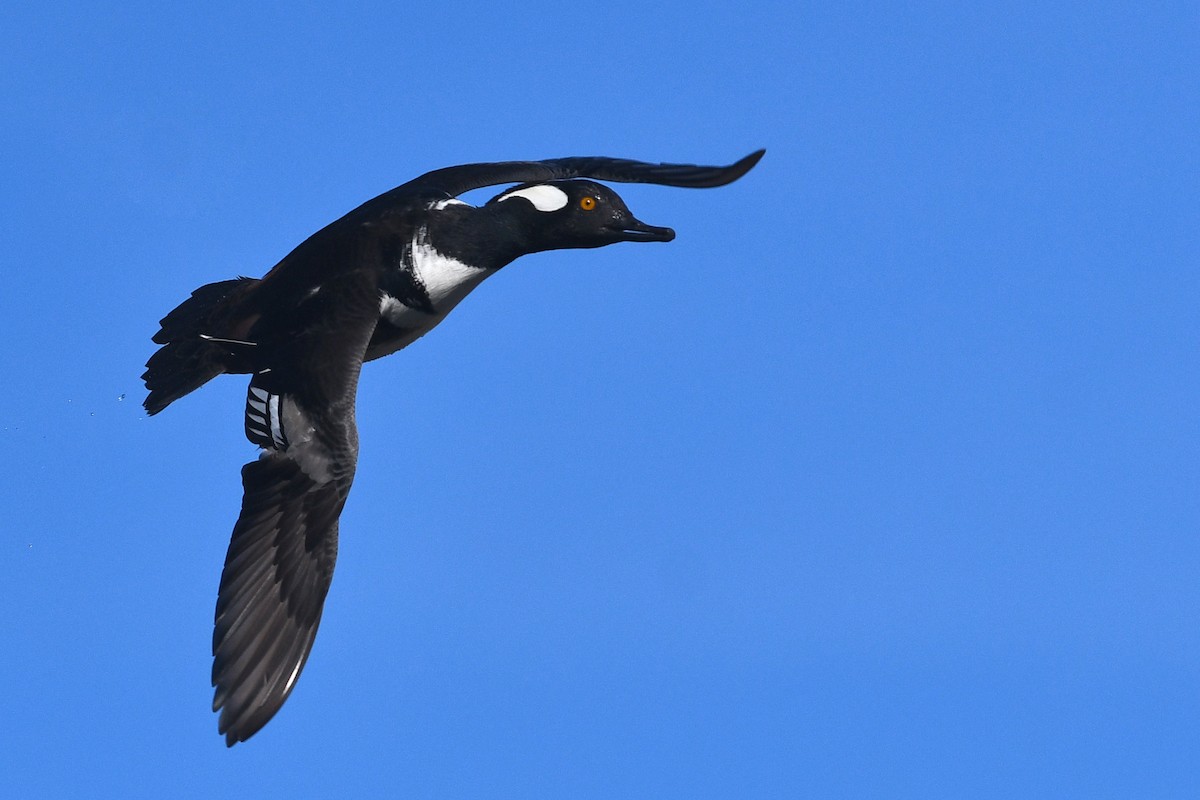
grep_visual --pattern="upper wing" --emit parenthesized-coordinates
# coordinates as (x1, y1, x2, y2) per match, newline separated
(211, 272, 380, 746)
(279, 150, 764, 254)
(391, 149, 766, 200)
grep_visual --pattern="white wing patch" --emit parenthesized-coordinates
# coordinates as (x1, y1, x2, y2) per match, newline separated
(496, 184, 568, 212)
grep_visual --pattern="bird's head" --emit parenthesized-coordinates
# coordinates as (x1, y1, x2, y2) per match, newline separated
(487, 179, 675, 252)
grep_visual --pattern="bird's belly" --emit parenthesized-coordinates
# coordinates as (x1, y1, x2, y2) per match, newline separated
(364, 313, 431, 361)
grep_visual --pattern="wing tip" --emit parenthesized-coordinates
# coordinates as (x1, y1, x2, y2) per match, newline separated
(715, 148, 766, 186)
(742, 148, 767, 169)
(213, 690, 281, 747)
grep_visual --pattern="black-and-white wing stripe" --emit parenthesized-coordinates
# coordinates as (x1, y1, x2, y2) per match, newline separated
(244, 384, 289, 451)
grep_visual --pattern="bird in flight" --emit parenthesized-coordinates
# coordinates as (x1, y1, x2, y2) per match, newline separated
(143, 150, 764, 746)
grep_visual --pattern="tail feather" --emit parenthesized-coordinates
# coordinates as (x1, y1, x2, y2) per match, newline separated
(143, 278, 255, 415)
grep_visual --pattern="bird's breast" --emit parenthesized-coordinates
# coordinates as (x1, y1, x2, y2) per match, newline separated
(370, 234, 494, 360)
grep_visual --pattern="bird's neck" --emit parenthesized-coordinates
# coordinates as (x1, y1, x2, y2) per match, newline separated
(426, 202, 556, 271)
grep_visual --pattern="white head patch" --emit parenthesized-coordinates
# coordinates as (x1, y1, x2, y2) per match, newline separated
(497, 184, 568, 212)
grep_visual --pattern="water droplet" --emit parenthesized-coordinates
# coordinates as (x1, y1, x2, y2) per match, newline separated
(117, 393, 126, 402)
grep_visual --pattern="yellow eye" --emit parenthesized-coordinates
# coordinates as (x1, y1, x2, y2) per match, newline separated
(580, 196, 597, 211)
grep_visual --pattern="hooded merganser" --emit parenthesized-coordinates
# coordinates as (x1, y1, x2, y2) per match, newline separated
(143, 150, 764, 745)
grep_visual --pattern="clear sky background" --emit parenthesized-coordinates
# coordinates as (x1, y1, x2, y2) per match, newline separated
(3, 2, 1197, 797)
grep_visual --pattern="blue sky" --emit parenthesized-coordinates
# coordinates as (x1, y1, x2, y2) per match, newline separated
(3, 2, 1197, 797)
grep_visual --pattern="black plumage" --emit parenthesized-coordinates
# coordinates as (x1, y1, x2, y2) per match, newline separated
(143, 150, 763, 745)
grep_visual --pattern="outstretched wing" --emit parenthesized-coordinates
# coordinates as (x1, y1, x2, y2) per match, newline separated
(211, 272, 380, 746)
(211, 447, 347, 746)
(393, 149, 766, 200)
